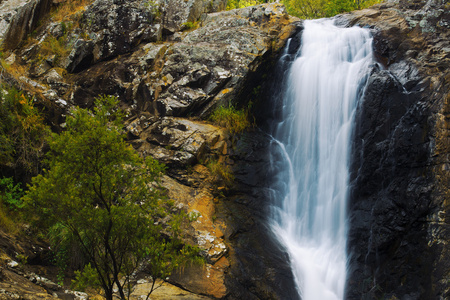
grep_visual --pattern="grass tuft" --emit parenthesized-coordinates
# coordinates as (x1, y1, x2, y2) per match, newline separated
(207, 159, 234, 188)
(209, 104, 252, 134)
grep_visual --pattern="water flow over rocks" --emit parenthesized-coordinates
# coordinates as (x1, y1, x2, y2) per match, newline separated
(269, 19, 373, 300)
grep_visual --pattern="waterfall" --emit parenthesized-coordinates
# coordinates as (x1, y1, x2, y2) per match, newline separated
(269, 19, 373, 300)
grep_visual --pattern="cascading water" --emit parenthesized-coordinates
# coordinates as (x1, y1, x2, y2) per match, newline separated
(269, 20, 373, 300)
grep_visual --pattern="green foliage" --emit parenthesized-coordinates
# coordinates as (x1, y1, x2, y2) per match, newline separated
(227, 0, 266, 10)
(40, 35, 70, 63)
(16, 254, 28, 265)
(226, 0, 383, 18)
(209, 104, 252, 134)
(0, 177, 24, 211)
(145, 0, 161, 17)
(0, 86, 48, 178)
(24, 95, 199, 300)
(181, 21, 199, 31)
(72, 263, 101, 292)
(207, 159, 234, 188)
(284, 0, 383, 19)
(0, 177, 23, 233)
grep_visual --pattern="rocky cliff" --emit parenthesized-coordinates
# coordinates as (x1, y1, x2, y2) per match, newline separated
(1, 0, 449, 299)
(341, 0, 450, 299)
(0, 0, 300, 299)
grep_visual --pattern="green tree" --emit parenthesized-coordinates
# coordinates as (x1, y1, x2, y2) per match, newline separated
(24, 95, 198, 300)
(284, 0, 383, 19)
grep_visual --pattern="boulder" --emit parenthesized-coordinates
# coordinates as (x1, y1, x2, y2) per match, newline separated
(128, 116, 223, 167)
(63, 0, 162, 73)
(0, 0, 53, 49)
(69, 3, 297, 118)
(162, 0, 227, 34)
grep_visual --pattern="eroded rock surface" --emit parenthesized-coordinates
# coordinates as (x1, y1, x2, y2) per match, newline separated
(0, 0, 52, 49)
(340, 0, 450, 298)
(0, 1, 300, 299)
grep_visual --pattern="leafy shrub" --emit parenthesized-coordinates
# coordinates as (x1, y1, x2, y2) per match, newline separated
(207, 159, 234, 188)
(40, 35, 70, 63)
(0, 177, 23, 233)
(227, 0, 262, 10)
(0, 86, 48, 178)
(209, 104, 252, 134)
(284, 0, 384, 19)
(181, 21, 199, 31)
(226, 0, 384, 18)
(0, 177, 23, 211)
(72, 263, 101, 292)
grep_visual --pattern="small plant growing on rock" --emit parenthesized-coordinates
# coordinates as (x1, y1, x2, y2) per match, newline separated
(207, 159, 234, 188)
(40, 35, 71, 65)
(209, 104, 252, 134)
(181, 21, 199, 31)
(145, 0, 161, 18)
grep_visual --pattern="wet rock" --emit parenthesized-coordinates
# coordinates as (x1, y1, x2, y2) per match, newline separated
(344, 1, 450, 298)
(216, 131, 301, 300)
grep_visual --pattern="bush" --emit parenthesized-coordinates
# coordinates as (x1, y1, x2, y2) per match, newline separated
(209, 104, 252, 134)
(40, 35, 70, 64)
(284, 0, 384, 19)
(207, 159, 234, 188)
(0, 86, 48, 178)
(227, 0, 263, 10)
(0, 177, 23, 233)
(0, 177, 23, 211)
(181, 21, 199, 31)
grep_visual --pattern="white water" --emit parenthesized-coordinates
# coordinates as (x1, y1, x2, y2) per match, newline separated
(269, 20, 373, 300)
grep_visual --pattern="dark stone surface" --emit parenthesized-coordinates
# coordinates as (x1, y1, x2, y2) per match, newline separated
(347, 65, 435, 299)
(220, 130, 301, 300)
(344, 1, 450, 298)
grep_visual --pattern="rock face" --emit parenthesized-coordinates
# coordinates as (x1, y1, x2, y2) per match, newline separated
(1, 0, 53, 50)
(341, 0, 450, 299)
(162, 0, 227, 34)
(0, 1, 300, 299)
(5, 0, 449, 298)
